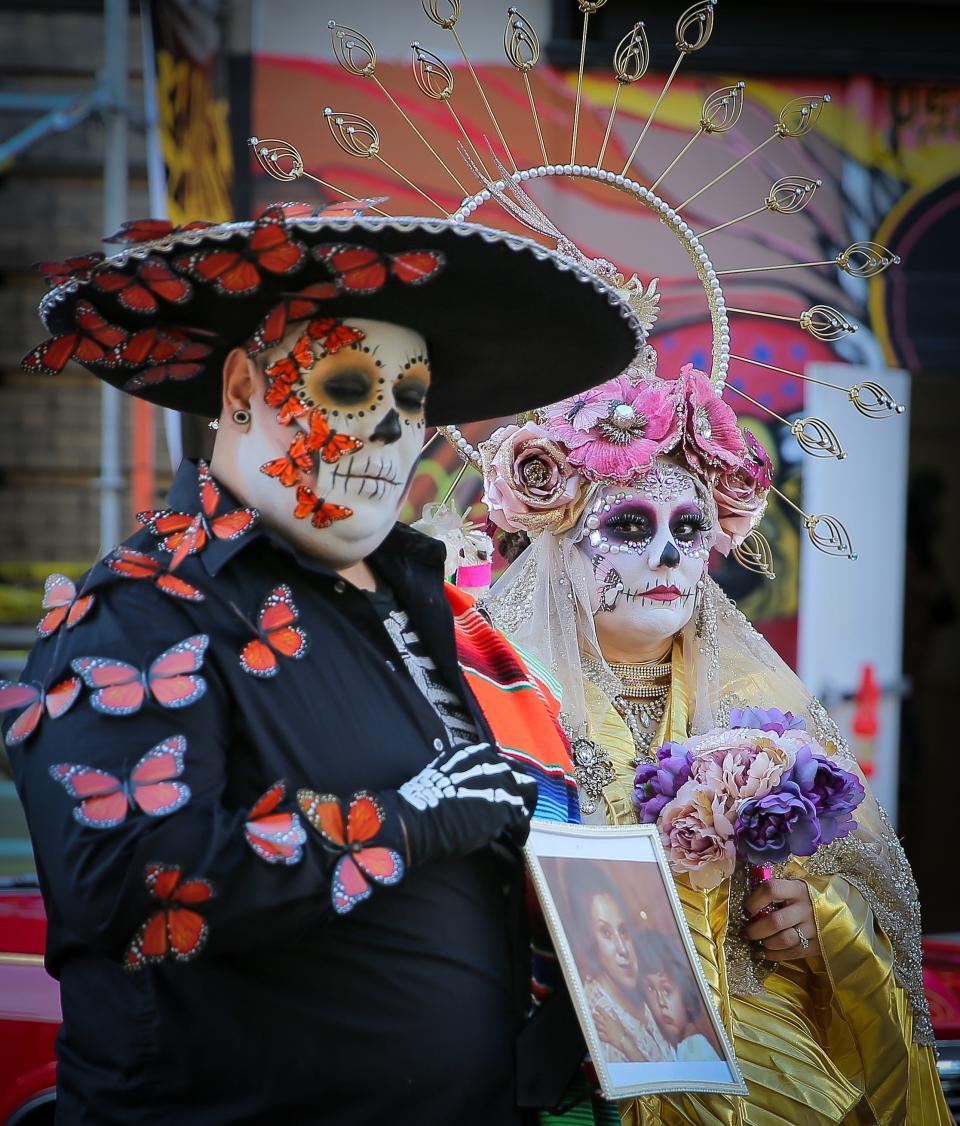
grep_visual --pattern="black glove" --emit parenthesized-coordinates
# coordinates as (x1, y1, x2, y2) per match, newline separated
(388, 741, 538, 867)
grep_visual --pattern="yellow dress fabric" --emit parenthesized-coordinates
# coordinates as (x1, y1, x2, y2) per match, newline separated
(585, 647, 950, 1125)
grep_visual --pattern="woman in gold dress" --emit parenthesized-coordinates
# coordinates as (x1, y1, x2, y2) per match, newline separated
(479, 365, 950, 1124)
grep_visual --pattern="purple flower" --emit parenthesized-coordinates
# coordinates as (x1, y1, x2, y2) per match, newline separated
(729, 706, 806, 736)
(734, 781, 821, 864)
(633, 742, 693, 823)
(787, 747, 865, 846)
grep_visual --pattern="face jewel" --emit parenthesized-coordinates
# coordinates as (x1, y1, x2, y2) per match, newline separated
(694, 406, 713, 440)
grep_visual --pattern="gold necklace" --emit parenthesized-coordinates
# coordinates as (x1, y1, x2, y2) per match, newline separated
(583, 655, 672, 764)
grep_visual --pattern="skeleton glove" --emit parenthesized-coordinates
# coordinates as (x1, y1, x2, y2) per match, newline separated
(392, 741, 538, 867)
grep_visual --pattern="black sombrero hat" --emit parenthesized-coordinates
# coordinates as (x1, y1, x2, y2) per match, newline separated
(28, 207, 643, 426)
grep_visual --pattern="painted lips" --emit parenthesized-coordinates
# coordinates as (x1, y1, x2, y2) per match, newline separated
(644, 585, 683, 602)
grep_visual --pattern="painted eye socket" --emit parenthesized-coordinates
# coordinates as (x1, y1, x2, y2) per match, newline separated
(394, 360, 431, 415)
(300, 351, 381, 413)
(671, 512, 708, 542)
(606, 510, 653, 540)
(321, 367, 374, 406)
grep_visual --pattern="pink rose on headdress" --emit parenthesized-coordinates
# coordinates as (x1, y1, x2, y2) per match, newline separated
(543, 375, 680, 484)
(678, 364, 744, 475)
(712, 429, 772, 548)
(658, 783, 737, 891)
(480, 423, 584, 535)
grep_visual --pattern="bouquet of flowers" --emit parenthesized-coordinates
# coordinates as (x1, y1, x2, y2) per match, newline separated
(633, 707, 866, 891)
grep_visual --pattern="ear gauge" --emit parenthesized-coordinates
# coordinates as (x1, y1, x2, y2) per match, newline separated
(232, 408, 251, 428)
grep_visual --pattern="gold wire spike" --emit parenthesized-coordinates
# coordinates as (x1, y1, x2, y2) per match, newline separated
(411, 42, 491, 178)
(328, 21, 468, 196)
(771, 487, 857, 559)
(505, 8, 549, 167)
(725, 303, 856, 341)
(421, 0, 519, 173)
(620, 0, 716, 176)
(676, 95, 830, 212)
(571, 0, 609, 165)
(323, 108, 448, 216)
(727, 354, 904, 418)
(717, 239, 899, 277)
(727, 383, 846, 459)
(597, 23, 650, 167)
(649, 82, 744, 191)
(733, 529, 776, 579)
(698, 175, 820, 236)
(247, 136, 392, 217)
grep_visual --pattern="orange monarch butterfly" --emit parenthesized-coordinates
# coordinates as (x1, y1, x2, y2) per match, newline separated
(21, 301, 128, 375)
(174, 206, 304, 297)
(246, 282, 341, 355)
(36, 573, 95, 638)
(298, 789, 404, 914)
(138, 461, 258, 557)
(244, 781, 307, 865)
(71, 634, 209, 716)
(0, 675, 81, 746)
(33, 253, 105, 287)
(49, 735, 190, 828)
(302, 408, 364, 465)
(105, 218, 215, 244)
(259, 432, 315, 489)
(103, 547, 204, 602)
(314, 243, 445, 294)
(91, 256, 192, 314)
(293, 485, 352, 529)
(124, 864, 214, 971)
(238, 584, 309, 678)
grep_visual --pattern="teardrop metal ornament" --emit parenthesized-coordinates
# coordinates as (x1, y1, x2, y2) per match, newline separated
(505, 8, 540, 72)
(776, 94, 831, 137)
(701, 82, 745, 133)
(421, 0, 460, 30)
(805, 514, 857, 560)
(849, 380, 905, 418)
(790, 416, 846, 460)
(733, 530, 776, 579)
(323, 109, 379, 158)
(676, 0, 716, 53)
(412, 43, 454, 100)
(249, 137, 304, 182)
(799, 304, 857, 341)
(837, 242, 901, 278)
(578, 0, 608, 13)
(766, 175, 821, 214)
(613, 22, 650, 83)
(328, 22, 377, 78)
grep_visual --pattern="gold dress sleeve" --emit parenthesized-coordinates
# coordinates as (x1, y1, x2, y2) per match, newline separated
(587, 679, 951, 1125)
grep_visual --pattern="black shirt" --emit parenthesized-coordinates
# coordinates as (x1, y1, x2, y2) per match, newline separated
(6, 460, 528, 1126)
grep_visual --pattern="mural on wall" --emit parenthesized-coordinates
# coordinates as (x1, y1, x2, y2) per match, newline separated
(251, 32, 960, 667)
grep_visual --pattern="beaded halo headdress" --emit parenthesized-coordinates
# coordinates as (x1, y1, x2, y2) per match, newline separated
(250, 0, 904, 575)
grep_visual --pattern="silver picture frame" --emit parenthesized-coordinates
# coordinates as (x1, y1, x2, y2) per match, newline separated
(525, 820, 747, 1100)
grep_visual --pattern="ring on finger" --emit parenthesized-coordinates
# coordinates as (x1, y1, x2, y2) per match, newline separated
(794, 924, 810, 950)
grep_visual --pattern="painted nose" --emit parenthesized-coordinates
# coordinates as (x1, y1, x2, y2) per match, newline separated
(658, 540, 681, 568)
(370, 408, 401, 444)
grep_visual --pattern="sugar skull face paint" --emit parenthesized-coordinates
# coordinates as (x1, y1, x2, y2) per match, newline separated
(215, 317, 428, 569)
(577, 462, 713, 660)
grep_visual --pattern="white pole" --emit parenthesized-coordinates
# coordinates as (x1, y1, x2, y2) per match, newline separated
(98, 0, 129, 552)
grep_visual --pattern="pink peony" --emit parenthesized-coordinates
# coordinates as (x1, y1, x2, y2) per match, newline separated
(544, 375, 681, 485)
(658, 782, 737, 891)
(689, 738, 793, 810)
(678, 365, 745, 474)
(480, 422, 584, 535)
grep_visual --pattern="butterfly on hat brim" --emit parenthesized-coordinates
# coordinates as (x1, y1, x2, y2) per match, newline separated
(91, 257, 192, 315)
(313, 244, 445, 295)
(21, 302, 128, 376)
(33, 253, 105, 288)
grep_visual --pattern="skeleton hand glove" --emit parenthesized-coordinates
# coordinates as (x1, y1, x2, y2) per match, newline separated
(391, 741, 538, 867)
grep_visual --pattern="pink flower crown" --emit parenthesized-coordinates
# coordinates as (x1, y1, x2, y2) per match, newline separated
(480, 365, 773, 550)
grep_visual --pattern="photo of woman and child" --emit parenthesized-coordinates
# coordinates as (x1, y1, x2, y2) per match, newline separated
(554, 861, 723, 1066)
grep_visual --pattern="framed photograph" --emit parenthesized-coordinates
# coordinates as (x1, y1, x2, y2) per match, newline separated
(525, 820, 747, 1100)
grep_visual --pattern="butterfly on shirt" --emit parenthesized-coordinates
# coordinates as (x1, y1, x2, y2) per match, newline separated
(237, 584, 309, 678)
(103, 548, 205, 602)
(138, 460, 258, 562)
(36, 573, 95, 638)
(0, 676, 81, 746)
(124, 863, 214, 971)
(298, 789, 404, 914)
(243, 781, 307, 865)
(173, 206, 305, 297)
(49, 735, 190, 829)
(71, 634, 209, 716)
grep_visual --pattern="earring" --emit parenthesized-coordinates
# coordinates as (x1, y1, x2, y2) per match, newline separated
(207, 418, 220, 431)
(232, 408, 251, 427)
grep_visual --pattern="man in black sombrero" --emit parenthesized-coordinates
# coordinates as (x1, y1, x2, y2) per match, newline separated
(3, 203, 641, 1124)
